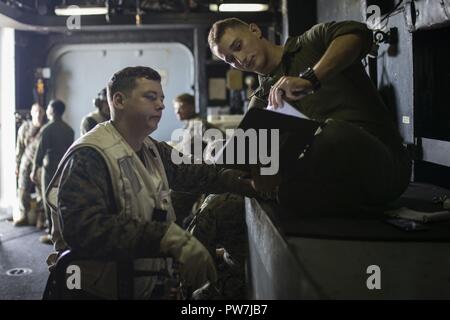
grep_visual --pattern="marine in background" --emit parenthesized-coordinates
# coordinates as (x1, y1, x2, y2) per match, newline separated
(80, 88, 111, 135)
(14, 103, 47, 228)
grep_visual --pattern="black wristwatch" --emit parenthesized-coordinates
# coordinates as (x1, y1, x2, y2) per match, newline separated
(299, 67, 321, 93)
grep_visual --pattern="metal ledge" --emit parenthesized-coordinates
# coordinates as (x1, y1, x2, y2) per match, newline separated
(421, 138, 450, 168)
(245, 197, 450, 299)
(245, 198, 325, 299)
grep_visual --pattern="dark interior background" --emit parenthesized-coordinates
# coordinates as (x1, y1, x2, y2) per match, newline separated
(3, 0, 450, 188)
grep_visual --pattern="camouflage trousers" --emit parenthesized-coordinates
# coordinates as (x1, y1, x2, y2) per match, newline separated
(171, 191, 204, 228)
(42, 167, 56, 232)
(188, 193, 248, 299)
(17, 160, 45, 226)
(277, 119, 411, 217)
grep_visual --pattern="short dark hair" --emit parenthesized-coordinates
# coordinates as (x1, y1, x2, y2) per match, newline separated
(98, 87, 107, 101)
(208, 18, 248, 49)
(107, 66, 161, 102)
(49, 100, 65, 116)
(174, 93, 195, 107)
(94, 87, 107, 109)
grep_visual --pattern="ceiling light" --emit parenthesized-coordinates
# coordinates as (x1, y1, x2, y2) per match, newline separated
(209, 3, 269, 12)
(54, 5, 108, 16)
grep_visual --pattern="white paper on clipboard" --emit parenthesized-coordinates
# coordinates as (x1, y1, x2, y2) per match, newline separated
(266, 100, 310, 120)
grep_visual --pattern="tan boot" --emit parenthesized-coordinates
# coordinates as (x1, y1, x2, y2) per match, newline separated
(13, 217, 28, 227)
(35, 209, 47, 230)
(39, 234, 52, 245)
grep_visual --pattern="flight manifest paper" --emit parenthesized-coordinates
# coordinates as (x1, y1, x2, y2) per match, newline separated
(266, 100, 310, 120)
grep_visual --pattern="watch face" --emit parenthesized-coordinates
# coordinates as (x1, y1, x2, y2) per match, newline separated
(299, 67, 312, 78)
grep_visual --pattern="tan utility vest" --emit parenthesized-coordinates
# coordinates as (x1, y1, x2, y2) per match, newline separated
(46, 121, 176, 299)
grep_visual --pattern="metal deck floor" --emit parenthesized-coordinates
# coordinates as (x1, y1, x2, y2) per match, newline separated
(0, 215, 52, 300)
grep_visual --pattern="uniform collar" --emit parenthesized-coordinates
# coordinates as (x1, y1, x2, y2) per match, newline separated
(267, 36, 302, 78)
(251, 36, 303, 100)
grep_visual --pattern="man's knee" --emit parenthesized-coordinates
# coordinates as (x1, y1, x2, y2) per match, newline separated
(277, 180, 363, 217)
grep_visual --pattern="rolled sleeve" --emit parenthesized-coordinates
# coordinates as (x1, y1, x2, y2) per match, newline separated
(305, 21, 373, 58)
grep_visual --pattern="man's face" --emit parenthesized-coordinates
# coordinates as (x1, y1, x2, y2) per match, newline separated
(30, 104, 44, 122)
(46, 105, 54, 120)
(211, 24, 268, 74)
(173, 101, 194, 121)
(121, 78, 165, 134)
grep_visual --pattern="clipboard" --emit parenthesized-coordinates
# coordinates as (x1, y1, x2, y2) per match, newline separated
(213, 107, 321, 173)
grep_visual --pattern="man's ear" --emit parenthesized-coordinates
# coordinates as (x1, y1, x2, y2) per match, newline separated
(188, 104, 196, 117)
(249, 23, 262, 39)
(112, 92, 126, 111)
(211, 46, 223, 62)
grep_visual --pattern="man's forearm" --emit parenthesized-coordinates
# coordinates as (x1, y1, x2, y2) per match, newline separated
(31, 161, 41, 175)
(16, 149, 24, 169)
(158, 141, 255, 197)
(313, 34, 366, 83)
(33, 144, 44, 169)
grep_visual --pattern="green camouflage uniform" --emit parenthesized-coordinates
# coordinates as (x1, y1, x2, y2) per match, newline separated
(189, 193, 247, 299)
(16, 120, 45, 223)
(248, 20, 411, 216)
(54, 140, 247, 298)
(171, 116, 225, 228)
(169, 117, 248, 298)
